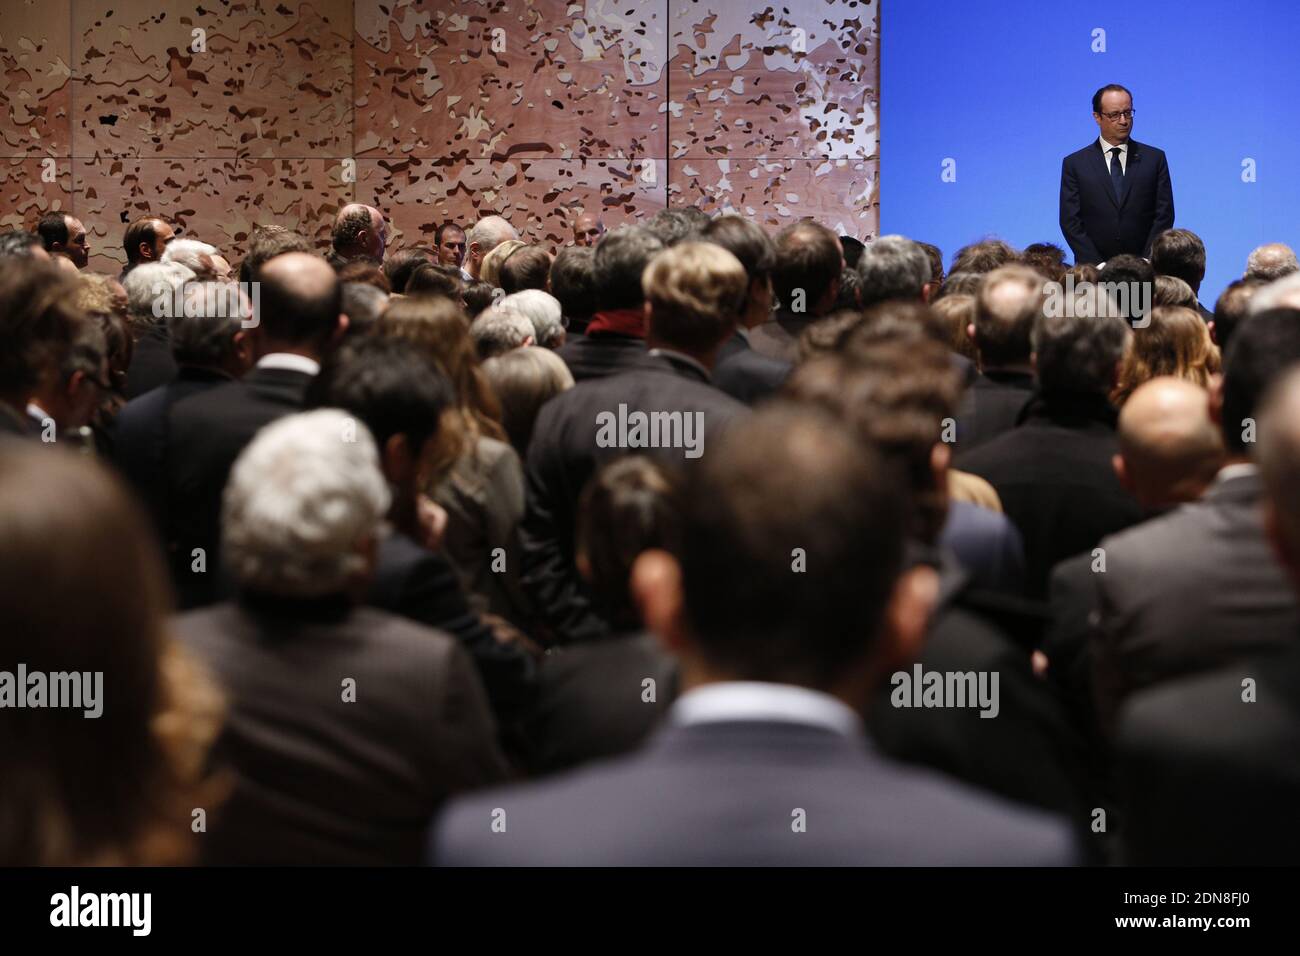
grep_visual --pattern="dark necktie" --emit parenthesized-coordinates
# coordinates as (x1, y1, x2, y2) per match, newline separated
(1109, 146, 1125, 201)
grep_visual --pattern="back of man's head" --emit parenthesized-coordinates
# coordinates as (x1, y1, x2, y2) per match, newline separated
(646, 208, 705, 248)
(973, 264, 1045, 367)
(498, 290, 565, 349)
(1220, 307, 1300, 456)
(238, 227, 311, 285)
(771, 221, 842, 316)
(1150, 228, 1206, 293)
(470, 306, 534, 359)
(592, 226, 664, 312)
(951, 238, 1017, 275)
(122, 261, 195, 327)
(857, 235, 931, 309)
(642, 241, 747, 354)
(1246, 243, 1299, 283)
(1117, 376, 1225, 509)
(36, 213, 70, 251)
(1213, 277, 1263, 353)
(467, 215, 518, 257)
(499, 245, 552, 295)
(162, 237, 219, 280)
(253, 251, 341, 349)
(1250, 272, 1300, 315)
(674, 403, 907, 689)
(1031, 286, 1131, 396)
(0, 259, 81, 404)
(169, 281, 249, 369)
(549, 245, 597, 324)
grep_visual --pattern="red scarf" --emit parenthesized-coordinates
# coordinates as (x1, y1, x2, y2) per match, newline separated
(584, 308, 646, 338)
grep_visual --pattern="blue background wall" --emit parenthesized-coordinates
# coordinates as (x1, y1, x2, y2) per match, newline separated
(881, 0, 1300, 305)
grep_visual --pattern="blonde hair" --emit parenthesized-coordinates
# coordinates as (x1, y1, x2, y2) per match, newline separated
(1113, 305, 1221, 406)
(479, 239, 527, 288)
(641, 241, 747, 350)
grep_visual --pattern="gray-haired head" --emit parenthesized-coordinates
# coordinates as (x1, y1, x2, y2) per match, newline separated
(856, 234, 931, 309)
(122, 261, 196, 326)
(168, 280, 249, 368)
(466, 215, 519, 258)
(592, 225, 664, 312)
(469, 305, 534, 359)
(222, 409, 390, 598)
(498, 289, 565, 348)
(340, 282, 388, 335)
(1250, 272, 1300, 315)
(1031, 285, 1131, 395)
(1245, 243, 1299, 283)
(161, 237, 220, 279)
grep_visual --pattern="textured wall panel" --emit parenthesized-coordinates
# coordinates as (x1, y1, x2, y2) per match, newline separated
(0, 0, 73, 155)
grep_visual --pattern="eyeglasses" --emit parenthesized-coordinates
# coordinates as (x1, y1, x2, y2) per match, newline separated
(1099, 109, 1135, 121)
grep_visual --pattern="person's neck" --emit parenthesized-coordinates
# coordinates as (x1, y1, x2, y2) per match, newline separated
(677, 659, 871, 716)
(646, 337, 717, 371)
(980, 360, 1033, 376)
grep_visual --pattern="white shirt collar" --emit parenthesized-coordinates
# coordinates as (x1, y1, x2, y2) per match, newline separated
(1098, 135, 1128, 154)
(256, 353, 320, 376)
(25, 401, 50, 422)
(1215, 462, 1258, 484)
(669, 681, 863, 737)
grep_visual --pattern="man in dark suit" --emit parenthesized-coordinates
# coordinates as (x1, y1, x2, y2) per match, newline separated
(111, 280, 252, 539)
(748, 220, 843, 362)
(120, 261, 194, 398)
(1150, 228, 1214, 322)
(1115, 365, 1300, 864)
(1059, 84, 1174, 264)
(701, 216, 791, 404)
(177, 408, 507, 865)
(307, 338, 537, 732)
(520, 242, 750, 646)
(959, 284, 1144, 598)
(1090, 310, 1300, 734)
(435, 406, 1076, 865)
(167, 251, 344, 608)
(954, 265, 1040, 456)
(554, 227, 665, 381)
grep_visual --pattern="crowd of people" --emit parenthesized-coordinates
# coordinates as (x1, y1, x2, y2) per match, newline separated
(3, 201, 1300, 865)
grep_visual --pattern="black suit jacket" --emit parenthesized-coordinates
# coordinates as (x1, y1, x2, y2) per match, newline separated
(555, 330, 659, 382)
(712, 330, 792, 405)
(747, 308, 818, 363)
(124, 322, 180, 399)
(369, 531, 537, 728)
(176, 596, 509, 865)
(434, 716, 1077, 865)
(167, 366, 314, 608)
(520, 352, 748, 644)
(1059, 139, 1174, 264)
(953, 369, 1035, 458)
(958, 392, 1145, 599)
(1116, 639, 1300, 864)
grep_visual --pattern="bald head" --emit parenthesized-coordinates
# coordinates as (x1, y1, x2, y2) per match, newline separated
(973, 264, 1044, 368)
(1116, 376, 1225, 510)
(573, 211, 605, 247)
(332, 204, 387, 261)
(253, 251, 342, 354)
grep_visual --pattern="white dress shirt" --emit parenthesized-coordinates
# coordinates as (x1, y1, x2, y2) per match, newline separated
(669, 681, 863, 738)
(1099, 135, 1129, 174)
(256, 353, 320, 376)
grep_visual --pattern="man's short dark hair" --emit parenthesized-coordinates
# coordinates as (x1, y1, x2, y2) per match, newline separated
(840, 236, 866, 270)
(383, 247, 434, 294)
(1150, 228, 1207, 293)
(701, 216, 775, 284)
(406, 262, 463, 299)
(1092, 83, 1133, 114)
(256, 254, 341, 346)
(499, 245, 551, 295)
(238, 227, 311, 285)
(434, 222, 465, 246)
(123, 216, 164, 265)
(462, 279, 497, 319)
(0, 259, 81, 397)
(549, 246, 597, 325)
(332, 208, 372, 255)
(36, 213, 70, 250)
(1212, 278, 1263, 354)
(916, 241, 943, 284)
(1221, 308, 1300, 454)
(308, 336, 454, 455)
(950, 238, 1017, 275)
(771, 221, 842, 312)
(678, 403, 906, 689)
(592, 226, 664, 311)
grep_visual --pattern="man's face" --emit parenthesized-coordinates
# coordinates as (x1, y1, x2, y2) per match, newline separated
(438, 228, 466, 267)
(150, 220, 176, 260)
(573, 213, 604, 247)
(64, 217, 89, 268)
(1094, 90, 1134, 145)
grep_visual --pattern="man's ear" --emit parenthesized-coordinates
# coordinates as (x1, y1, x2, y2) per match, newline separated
(333, 312, 350, 345)
(1112, 452, 1133, 492)
(929, 441, 951, 486)
(383, 433, 414, 485)
(1207, 319, 1218, 346)
(875, 565, 939, 676)
(631, 549, 687, 655)
(966, 322, 977, 343)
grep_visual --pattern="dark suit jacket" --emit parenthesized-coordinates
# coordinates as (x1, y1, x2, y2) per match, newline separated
(953, 369, 1035, 458)
(110, 366, 232, 540)
(519, 352, 748, 644)
(958, 391, 1145, 599)
(176, 596, 509, 865)
(523, 632, 677, 776)
(747, 307, 819, 363)
(124, 322, 179, 399)
(712, 330, 792, 405)
(1059, 138, 1174, 264)
(167, 366, 314, 608)
(434, 717, 1077, 865)
(369, 531, 537, 728)
(1090, 468, 1300, 733)
(555, 330, 659, 382)
(1115, 640, 1300, 865)
(939, 500, 1026, 595)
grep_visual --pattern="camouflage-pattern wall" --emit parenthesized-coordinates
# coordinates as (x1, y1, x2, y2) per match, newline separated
(1, 0, 878, 273)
